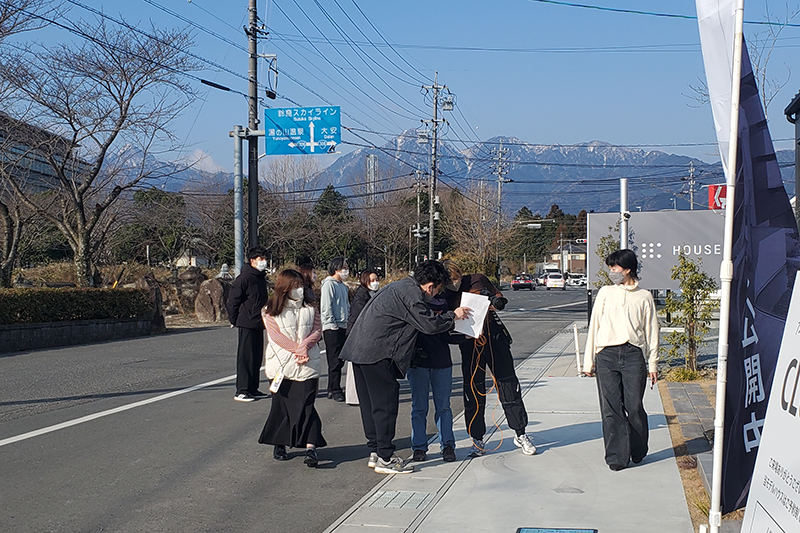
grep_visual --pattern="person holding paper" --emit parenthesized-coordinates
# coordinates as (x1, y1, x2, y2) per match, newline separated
(339, 261, 471, 474)
(583, 249, 659, 471)
(441, 260, 537, 457)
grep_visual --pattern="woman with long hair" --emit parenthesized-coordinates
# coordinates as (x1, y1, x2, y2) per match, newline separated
(258, 269, 327, 467)
(298, 263, 317, 305)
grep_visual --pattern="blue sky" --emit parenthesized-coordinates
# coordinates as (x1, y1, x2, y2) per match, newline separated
(16, 0, 800, 173)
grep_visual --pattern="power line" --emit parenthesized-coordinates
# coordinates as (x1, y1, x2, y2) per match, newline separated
(525, 0, 800, 28)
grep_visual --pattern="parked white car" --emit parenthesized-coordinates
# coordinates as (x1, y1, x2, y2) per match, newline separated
(566, 274, 587, 287)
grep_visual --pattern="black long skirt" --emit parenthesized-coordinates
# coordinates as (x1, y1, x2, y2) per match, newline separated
(258, 378, 327, 448)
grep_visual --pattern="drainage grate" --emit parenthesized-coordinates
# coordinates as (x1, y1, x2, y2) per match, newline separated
(368, 490, 433, 509)
(516, 529, 597, 533)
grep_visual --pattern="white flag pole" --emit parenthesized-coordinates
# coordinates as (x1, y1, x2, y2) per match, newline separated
(708, 1, 745, 531)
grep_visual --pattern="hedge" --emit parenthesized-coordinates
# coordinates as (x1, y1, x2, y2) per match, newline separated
(0, 288, 153, 325)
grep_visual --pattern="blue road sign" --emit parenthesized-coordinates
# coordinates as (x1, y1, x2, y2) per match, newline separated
(263, 106, 341, 155)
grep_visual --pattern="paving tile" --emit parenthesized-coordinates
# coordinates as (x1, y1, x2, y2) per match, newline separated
(666, 383, 689, 401)
(671, 398, 695, 414)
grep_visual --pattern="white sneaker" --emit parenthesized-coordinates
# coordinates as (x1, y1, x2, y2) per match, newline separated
(514, 433, 537, 455)
(373, 455, 414, 474)
(367, 452, 379, 468)
(468, 438, 485, 457)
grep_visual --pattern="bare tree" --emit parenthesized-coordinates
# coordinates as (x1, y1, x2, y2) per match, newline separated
(440, 184, 497, 271)
(0, 18, 198, 286)
(686, 4, 800, 119)
(0, 0, 59, 39)
(747, 4, 800, 118)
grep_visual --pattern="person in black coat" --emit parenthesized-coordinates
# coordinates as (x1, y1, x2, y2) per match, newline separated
(347, 269, 379, 331)
(227, 246, 270, 402)
(344, 270, 379, 405)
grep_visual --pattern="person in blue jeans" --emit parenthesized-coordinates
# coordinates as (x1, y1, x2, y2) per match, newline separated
(407, 292, 457, 462)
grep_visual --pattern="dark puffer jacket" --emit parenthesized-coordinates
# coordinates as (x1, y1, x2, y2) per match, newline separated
(226, 263, 268, 329)
(347, 285, 372, 331)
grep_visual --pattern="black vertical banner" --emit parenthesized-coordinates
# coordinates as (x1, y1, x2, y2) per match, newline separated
(721, 44, 800, 513)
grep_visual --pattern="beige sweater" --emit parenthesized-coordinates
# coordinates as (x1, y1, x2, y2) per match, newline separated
(583, 281, 659, 374)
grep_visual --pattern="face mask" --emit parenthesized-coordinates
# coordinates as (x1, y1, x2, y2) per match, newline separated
(368, 281, 380, 291)
(289, 287, 304, 301)
(255, 260, 267, 272)
(339, 269, 349, 281)
(447, 279, 461, 291)
(608, 271, 626, 285)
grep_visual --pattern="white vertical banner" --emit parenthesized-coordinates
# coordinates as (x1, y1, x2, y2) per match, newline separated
(742, 272, 800, 531)
(696, 0, 737, 174)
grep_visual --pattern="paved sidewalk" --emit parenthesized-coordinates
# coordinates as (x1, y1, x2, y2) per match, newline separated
(325, 326, 693, 533)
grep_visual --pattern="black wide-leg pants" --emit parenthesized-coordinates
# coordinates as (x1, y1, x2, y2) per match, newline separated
(594, 343, 649, 468)
(352, 359, 400, 461)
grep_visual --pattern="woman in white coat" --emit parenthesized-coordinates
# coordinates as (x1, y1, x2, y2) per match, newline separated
(259, 269, 326, 467)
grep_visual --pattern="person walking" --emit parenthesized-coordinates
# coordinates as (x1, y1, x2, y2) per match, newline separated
(320, 257, 350, 402)
(258, 269, 327, 467)
(441, 260, 537, 457)
(227, 246, 270, 402)
(407, 291, 457, 463)
(344, 269, 380, 405)
(340, 260, 470, 475)
(583, 249, 659, 471)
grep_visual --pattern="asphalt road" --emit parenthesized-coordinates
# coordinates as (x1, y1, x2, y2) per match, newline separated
(0, 286, 586, 533)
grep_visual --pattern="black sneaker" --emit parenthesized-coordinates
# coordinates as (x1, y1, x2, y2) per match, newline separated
(273, 445, 289, 461)
(412, 449, 427, 462)
(234, 392, 255, 402)
(442, 445, 456, 462)
(304, 448, 318, 468)
(251, 390, 270, 399)
(331, 391, 345, 402)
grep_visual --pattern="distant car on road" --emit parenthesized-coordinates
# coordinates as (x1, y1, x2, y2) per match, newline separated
(566, 273, 587, 287)
(545, 273, 566, 290)
(511, 274, 535, 291)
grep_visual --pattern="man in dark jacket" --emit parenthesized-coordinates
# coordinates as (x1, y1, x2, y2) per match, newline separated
(340, 261, 470, 474)
(227, 246, 269, 402)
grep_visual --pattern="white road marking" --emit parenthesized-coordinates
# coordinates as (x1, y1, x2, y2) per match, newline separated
(0, 374, 235, 448)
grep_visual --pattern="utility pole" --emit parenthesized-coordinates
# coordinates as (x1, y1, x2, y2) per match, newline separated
(683, 161, 697, 210)
(365, 154, 378, 268)
(246, 0, 260, 249)
(493, 141, 510, 277)
(422, 72, 448, 260)
(620, 177, 629, 250)
(414, 169, 425, 266)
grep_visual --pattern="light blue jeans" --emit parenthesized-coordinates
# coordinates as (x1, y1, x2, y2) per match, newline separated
(407, 366, 455, 451)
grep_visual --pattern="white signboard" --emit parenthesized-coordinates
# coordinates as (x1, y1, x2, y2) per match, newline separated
(587, 210, 725, 290)
(742, 272, 800, 532)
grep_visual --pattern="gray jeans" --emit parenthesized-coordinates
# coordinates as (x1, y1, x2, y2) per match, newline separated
(595, 343, 649, 468)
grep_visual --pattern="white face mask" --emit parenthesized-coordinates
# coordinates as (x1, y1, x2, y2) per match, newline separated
(608, 271, 626, 285)
(368, 281, 380, 291)
(289, 287, 304, 301)
(255, 260, 268, 272)
(339, 269, 349, 281)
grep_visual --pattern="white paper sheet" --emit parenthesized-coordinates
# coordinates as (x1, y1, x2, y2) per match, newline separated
(453, 292, 490, 338)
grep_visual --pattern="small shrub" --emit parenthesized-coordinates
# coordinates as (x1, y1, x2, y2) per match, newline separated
(665, 367, 702, 382)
